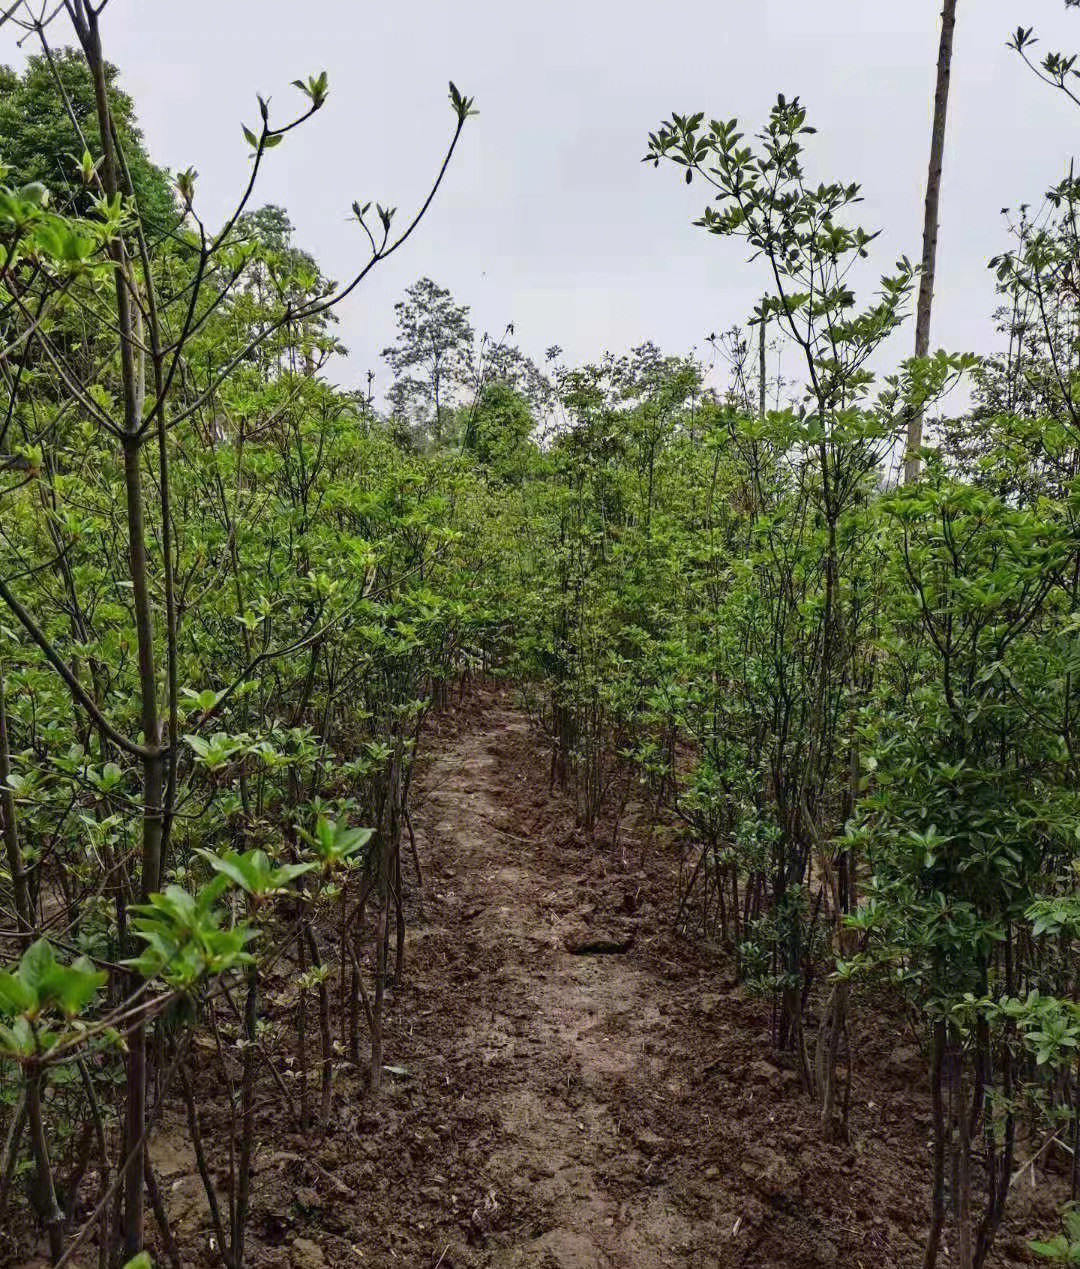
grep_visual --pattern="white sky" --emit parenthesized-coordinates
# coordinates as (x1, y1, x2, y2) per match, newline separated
(4, 1, 1080, 398)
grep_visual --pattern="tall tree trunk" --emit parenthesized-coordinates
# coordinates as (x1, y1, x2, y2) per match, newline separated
(74, 6, 165, 1254)
(907, 0, 958, 484)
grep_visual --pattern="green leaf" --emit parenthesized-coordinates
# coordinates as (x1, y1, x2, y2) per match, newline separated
(0, 970, 34, 1017)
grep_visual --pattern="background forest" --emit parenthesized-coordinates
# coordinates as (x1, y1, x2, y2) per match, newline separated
(2, 2, 1080, 1268)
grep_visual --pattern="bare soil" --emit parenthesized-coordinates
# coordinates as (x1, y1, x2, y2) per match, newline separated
(152, 686, 1055, 1269)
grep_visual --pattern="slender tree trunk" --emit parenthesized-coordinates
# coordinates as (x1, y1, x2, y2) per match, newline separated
(235, 962, 258, 1268)
(370, 752, 400, 1095)
(27, 1067, 64, 1261)
(75, 9, 166, 1254)
(907, 0, 959, 483)
(303, 926, 333, 1125)
(371, 878, 388, 1094)
(958, 1091, 974, 1269)
(924, 1021, 947, 1269)
(0, 666, 31, 934)
(298, 916, 310, 1129)
(120, 406, 164, 1269)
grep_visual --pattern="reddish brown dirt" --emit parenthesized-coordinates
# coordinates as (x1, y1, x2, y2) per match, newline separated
(151, 686, 1055, 1269)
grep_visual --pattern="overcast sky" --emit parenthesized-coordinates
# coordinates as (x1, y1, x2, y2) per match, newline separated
(4, 1, 1080, 398)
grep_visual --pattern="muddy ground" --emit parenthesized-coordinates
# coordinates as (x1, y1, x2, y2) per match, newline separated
(146, 686, 1056, 1269)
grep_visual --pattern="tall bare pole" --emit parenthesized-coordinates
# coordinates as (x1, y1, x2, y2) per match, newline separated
(907, 0, 959, 484)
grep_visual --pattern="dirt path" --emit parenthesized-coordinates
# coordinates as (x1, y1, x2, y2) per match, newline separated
(407, 695, 717, 1269)
(221, 687, 1042, 1268)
